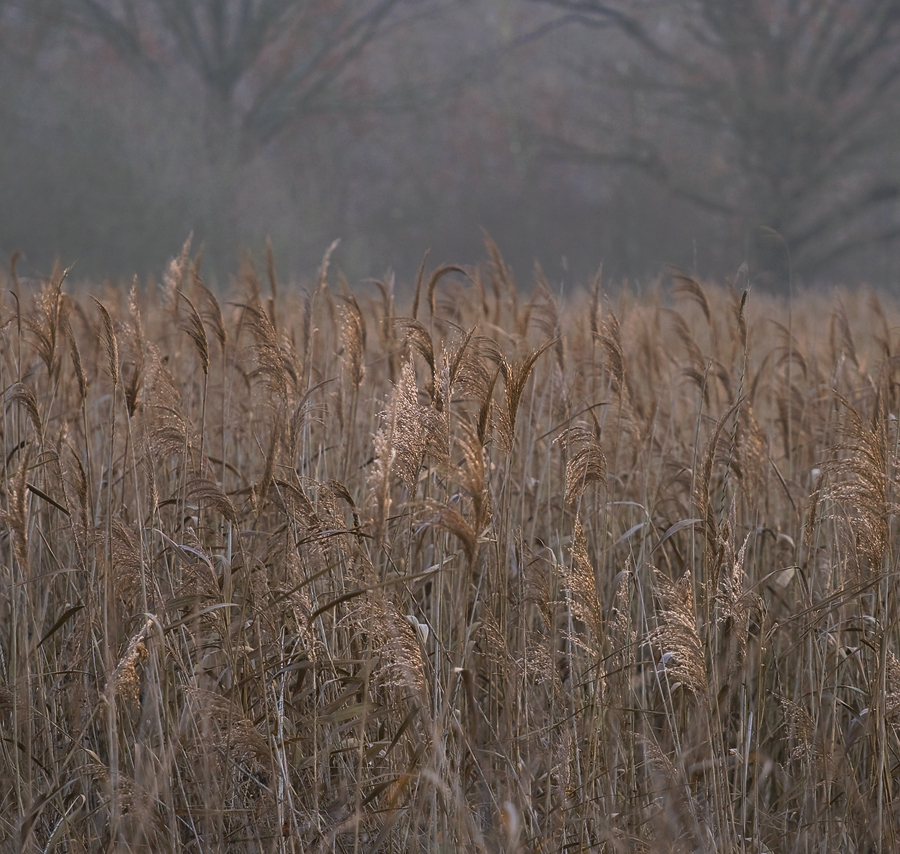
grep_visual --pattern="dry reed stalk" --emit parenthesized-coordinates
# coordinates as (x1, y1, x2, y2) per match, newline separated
(339, 293, 366, 480)
(160, 234, 193, 319)
(651, 569, 707, 700)
(497, 340, 555, 452)
(557, 421, 607, 508)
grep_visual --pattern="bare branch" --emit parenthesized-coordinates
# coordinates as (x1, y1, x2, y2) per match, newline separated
(529, 0, 900, 277)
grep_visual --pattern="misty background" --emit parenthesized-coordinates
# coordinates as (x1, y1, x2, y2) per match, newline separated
(2, 0, 900, 291)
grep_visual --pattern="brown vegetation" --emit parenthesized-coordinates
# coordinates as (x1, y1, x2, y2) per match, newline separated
(2, 241, 900, 852)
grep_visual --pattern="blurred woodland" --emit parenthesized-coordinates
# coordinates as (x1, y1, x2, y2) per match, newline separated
(2, 0, 900, 289)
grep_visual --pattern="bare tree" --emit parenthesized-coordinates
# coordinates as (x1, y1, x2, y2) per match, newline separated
(36, 0, 409, 268)
(58, 0, 404, 159)
(528, 0, 900, 281)
(0, 0, 60, 61)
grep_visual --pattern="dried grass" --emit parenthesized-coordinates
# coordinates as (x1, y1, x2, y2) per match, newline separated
(2, 244, 900, 852)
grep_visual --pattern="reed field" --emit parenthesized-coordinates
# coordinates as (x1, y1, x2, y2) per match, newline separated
(4, 238, 900, 853)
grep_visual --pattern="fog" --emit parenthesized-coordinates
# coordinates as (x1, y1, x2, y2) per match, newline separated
(3, 1, 900, 291)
